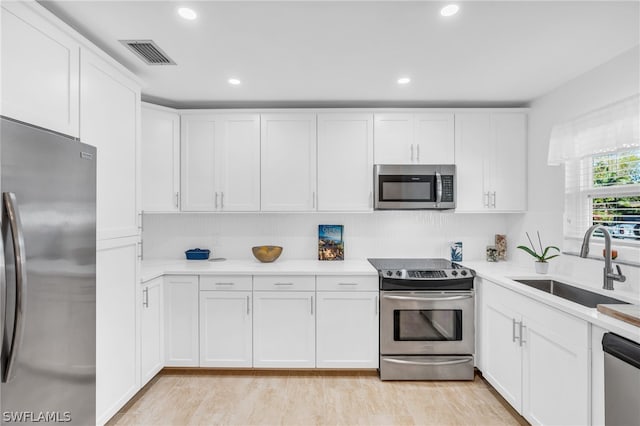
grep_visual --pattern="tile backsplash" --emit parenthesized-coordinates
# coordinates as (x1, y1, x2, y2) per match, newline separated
(142, 211, 510, 262)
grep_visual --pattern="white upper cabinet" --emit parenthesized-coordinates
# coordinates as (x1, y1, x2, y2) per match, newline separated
(1, 2, 80, 137)
(317, 113, 374, 211)
(490, 113, 527, 211)
(414, 113, 455, 164)
(80, 48, 140, 240)
(261, 114, 317, 211)
(455, 112, 527, 212)
(181, 114, 260, 211)
(215, 115, 261, 211)
(141, 104, 180, 212)
(374, 113, 454, 164)
(181, 115, 217, 211)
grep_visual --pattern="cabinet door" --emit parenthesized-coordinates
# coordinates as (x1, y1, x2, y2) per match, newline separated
(81, 49, 140, 240)
(199, 291, 252, 367)
(481, 282, 523, 412)
(317, 113, 373, 211)
(141, 105, 180, 212)
(454, 113, 491, 212)
(181, 115, 217, 211)
(96, 237, 139, 425)
(164, 275, 199, 366)
(1, 3, 80, 137)
(316, 292, 379, 368)
(253, 291, 315, 368)
(373, 113, 413, 164)
(141, 278, 163, 385)
(490, 113, 527, 212)
(216, 115, 261, 211)
(414, 113, 455, 164)
(261, 114, 317, 211)
(521, 312, 589, 425)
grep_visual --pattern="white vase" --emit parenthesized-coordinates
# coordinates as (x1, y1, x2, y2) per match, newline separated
(535, 261, 549, 274)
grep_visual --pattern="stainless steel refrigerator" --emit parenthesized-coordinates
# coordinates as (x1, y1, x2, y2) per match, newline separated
(1, 117, 96, 425)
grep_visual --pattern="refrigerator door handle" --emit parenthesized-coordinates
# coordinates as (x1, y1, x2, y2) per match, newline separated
(2, 192, 27, 383)
(0, 203, 6, 372)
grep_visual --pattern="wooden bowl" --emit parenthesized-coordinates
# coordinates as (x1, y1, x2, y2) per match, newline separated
(252, 246, 283, 263)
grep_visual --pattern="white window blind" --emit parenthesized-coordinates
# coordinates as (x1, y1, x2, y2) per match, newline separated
(550, 95, 640, 251)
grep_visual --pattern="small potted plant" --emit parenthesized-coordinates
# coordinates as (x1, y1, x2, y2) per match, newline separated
(517, 231, 560, 274)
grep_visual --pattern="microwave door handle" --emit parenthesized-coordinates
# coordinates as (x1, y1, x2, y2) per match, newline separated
(435, 172, 443, 203)
(2, 193, 27, 383)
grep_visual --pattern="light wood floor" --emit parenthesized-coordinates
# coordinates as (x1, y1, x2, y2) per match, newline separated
(108, 370, 527, 426)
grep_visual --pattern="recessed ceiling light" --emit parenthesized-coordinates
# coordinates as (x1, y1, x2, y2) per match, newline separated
(397, 77, 411, 85)
(440, 4, 459, 17)
(178, 7, 197, 20)
(228, 78, 241, 86)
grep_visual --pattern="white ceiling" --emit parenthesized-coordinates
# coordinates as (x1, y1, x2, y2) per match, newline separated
(39, 1, 640, 108)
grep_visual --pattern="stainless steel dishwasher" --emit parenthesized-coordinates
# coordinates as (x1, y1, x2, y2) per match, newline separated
(602, 333, 640, 426)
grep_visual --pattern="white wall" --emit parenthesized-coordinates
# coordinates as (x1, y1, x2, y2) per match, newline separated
(142, 211, 510, 262)
(507, 45, 640, 295)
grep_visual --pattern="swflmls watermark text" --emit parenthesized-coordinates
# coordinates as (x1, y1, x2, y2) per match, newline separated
(2, 411, 71, 423)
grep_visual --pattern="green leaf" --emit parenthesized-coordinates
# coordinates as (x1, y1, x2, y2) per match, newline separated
(517, 245, 542, 260)
(544, 254, 560, 261)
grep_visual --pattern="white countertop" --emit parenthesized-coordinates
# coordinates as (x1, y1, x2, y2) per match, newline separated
(141, 257, 639, 343)
(141, 258, 377, 282)
(461, 260, 640, 343)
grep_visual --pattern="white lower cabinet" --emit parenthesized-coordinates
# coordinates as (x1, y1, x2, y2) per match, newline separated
(480, 278, 589, 425)
(253, 290, 316, 368)
(200, 290, 252, 367)
(316, 291, 379, 368)
(140, 277, 163, 385)
(164, 275, 199, 366)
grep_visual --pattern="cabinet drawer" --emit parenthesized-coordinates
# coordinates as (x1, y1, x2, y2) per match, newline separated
(200, 275, 252, 291)
(253, 275, 315, 291)
(317, 275, 378, 291)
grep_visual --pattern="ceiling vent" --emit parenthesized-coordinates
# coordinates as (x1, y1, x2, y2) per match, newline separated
(119, 40, 176, 65)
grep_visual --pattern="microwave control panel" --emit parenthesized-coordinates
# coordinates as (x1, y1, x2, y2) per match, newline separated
(441, 175, 454, 202)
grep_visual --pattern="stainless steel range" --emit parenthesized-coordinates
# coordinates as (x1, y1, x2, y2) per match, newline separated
(368, 258, 475, 381)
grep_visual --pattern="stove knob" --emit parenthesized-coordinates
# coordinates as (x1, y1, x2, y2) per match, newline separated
(451, 270, 458, 276)
(461, 270, 468, 276)
(386, 271, 393, 277)
(396, 271, 402, 277)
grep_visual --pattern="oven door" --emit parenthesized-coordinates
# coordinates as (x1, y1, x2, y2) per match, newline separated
(380, 290, 474, 355)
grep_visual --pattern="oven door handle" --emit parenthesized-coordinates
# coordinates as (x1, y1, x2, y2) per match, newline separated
(382, 294, 473, 302)
(382, 357, 472, 366)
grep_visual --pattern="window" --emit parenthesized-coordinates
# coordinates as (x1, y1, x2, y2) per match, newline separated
(565, 149, 640, 243)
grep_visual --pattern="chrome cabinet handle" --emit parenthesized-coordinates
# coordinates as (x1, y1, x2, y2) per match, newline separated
(338, 282, 358, 286)
(221, 192, 224, 209)
(137, 241, 143, 260)
(215, 192, 219, 209)
(310, 296, 314, 315)
(143, 287, 149, 308)
(416, 144, 420, 162)
(435, 172, 443, 203)
(274, 282, 293, 286)
(519, 323, 526, 346)
(246, 295, 250, 315)
(512, 318, 517, 343)
(491, 191, 496, 208)
(175, 192, 179, 208)
(410, 144, 414, 162)
(375, 295, 379, 315)
(312, 191, 316, 209)
(215, 282, 234, 286)
(483, 192, 490, 208)
(2, 193, 27, 383)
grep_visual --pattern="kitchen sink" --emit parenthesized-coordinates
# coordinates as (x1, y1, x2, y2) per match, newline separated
(512, 279, 629, 308)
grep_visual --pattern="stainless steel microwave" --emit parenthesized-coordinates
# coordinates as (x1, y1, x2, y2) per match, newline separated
(374, 164, 456, 210)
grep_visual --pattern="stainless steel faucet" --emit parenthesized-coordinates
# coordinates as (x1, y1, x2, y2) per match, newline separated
(580, 225, 626, 290)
